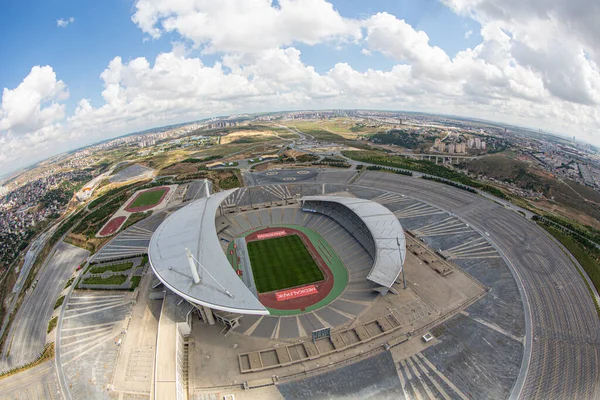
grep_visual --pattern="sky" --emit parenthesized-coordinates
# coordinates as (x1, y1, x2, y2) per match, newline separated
(1, 0, 600, 175)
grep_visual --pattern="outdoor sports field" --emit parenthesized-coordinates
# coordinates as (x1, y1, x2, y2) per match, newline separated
(247, 234, 324, 293)
(129, 188, 166, 208)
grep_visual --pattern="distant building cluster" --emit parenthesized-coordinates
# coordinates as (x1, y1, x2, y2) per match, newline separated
(255, 110, 356, 122)
(206, 121, 238, 129)
(88, 124, 204, 153)
(433, 139, 467, 154)
(468, 137, 487, 150)
(0, 170, 90, 269)
(432, 136, 487, 154)
(138, 138, 156, 148)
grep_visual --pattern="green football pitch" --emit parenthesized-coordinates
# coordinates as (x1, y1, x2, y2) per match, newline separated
(247, 234, 324, 293)
(129, 188, 166, 208)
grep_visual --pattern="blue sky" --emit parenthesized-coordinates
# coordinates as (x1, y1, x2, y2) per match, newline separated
(0, 0, 599, 175)
(1, 0, 171, 114)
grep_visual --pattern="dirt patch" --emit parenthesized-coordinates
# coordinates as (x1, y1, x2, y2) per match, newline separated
(534, 200, 600, 227)
(252, 163, 274, 172)
(284, 149, 307, 159)
(246, 227, 334, 311)
(99, 216, 126, 236)
(159, 162, 199, 176)
(221, 130, 277, 145)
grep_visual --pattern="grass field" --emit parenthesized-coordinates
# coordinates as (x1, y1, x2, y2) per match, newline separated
(247, 235, 324, 293)
(130, 188, 166, 208)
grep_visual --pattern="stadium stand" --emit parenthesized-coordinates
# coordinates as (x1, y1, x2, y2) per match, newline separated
(220, 204, 376, 300)
(301, 196, 406, 291)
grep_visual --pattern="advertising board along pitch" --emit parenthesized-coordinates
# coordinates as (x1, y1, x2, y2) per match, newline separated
(275, 285, 318, 301)
(257, 230, 287, 240)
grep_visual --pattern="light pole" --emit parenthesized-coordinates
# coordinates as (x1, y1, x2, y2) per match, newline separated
(397, 237, 406, 289)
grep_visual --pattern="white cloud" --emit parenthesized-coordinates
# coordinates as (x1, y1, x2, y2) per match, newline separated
(125, 0, 598, 146)
(364, 13, 454, 81)
(0, 66, 69, 171)
(465, 29, 473, 38)
(0, 66, 68, 134)
(57, 17, 74, 28)
(441, 0, 600, 105)
(66, 44, 600, 147)
(131, 0, 361, 53)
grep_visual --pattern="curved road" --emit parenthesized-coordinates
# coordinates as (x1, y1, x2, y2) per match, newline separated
(355, 171, 600, 399)
(1, 242, 88, 370)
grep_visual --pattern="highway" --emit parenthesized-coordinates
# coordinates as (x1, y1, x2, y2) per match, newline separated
(355, 171, 600, 399)
(0, 242, 88, 370)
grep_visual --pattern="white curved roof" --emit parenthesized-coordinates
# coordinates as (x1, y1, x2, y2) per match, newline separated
(148, 189, 268, 315)
(301, 195, 406, 288)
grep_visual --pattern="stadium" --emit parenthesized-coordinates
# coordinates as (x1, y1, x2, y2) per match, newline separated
(149, 189, 407, 322)
(146, 181, 498, 398)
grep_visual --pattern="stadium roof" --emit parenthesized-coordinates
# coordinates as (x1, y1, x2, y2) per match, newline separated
(301, 195, 406, 288)
(148, 189, 268, 315)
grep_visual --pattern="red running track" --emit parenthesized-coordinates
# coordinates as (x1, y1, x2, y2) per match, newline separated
(99, 216, 126, 236)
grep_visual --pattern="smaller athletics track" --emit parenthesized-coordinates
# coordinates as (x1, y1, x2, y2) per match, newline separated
(124, 186, 170, 213)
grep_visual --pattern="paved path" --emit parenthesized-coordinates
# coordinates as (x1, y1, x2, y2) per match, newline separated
(57, 290, 134, 400)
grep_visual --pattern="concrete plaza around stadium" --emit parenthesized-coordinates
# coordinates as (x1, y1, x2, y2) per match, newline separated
(187, 244, 484, 392)
(14, 168, 597, 400)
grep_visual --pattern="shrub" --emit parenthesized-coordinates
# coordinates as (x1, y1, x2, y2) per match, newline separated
(47, 316, 58, 333)
(82, 275, 128, 285)
(53, 296, 65, 310)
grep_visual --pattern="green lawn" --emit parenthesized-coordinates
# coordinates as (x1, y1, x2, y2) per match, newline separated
(130, 188, 166, 208)
(247, 235, 324, 293)
(64, 277, 75, 289)
(82, 274, 128, 285)
(54, 295, 65, 310)
(47, 316, 58, 333)
(89, 262, 133, 274)
(130, 275, 141, 290)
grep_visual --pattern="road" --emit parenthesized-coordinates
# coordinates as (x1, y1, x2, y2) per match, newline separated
(0, 242, 88, 370)
(0, 219, 67, 345)
(0, 360, 60, 399)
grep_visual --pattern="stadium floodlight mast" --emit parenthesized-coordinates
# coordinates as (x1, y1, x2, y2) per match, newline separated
(397, 237, 407, 289)
(191, 179, 211, 203)
(185, 247, 234, 298)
